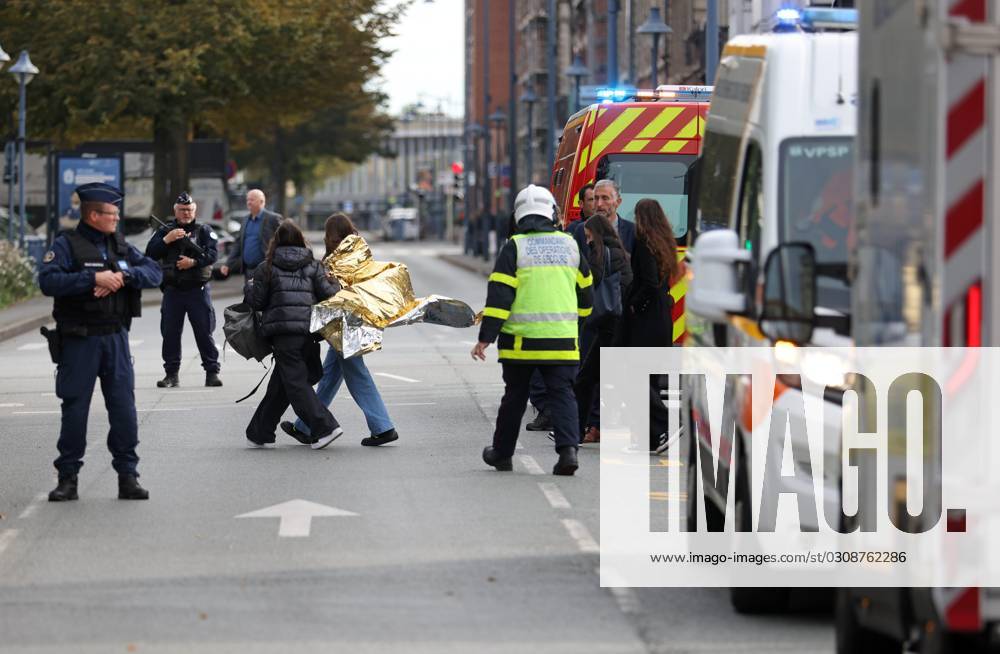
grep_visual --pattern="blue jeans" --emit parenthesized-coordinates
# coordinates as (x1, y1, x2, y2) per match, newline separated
(294, 346, 394, 437)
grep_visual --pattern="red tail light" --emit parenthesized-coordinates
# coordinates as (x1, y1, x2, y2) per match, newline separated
(944, 587, 982, 632)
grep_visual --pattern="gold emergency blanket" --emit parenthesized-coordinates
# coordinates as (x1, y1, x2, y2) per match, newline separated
(310, 234, 478, 358)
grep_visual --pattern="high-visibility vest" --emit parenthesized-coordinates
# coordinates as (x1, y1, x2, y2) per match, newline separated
(491, 231, 590, 363)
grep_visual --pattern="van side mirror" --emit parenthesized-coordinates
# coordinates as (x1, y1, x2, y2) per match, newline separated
(759, 242, 817, 345)
(687, 229, 752, 321)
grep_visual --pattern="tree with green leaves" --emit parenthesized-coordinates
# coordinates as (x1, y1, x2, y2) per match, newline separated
(0, 0, 402, 216)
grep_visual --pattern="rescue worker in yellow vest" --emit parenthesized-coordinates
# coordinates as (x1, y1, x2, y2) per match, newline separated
(471, 185, 593, 476)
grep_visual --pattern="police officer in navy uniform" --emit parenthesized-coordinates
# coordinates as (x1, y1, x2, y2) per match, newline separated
(145, 192, 222, 388)
(38, 182, 162, 502)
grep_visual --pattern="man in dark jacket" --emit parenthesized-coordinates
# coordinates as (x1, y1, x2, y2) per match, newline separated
(471, 185, 593, 476)
(38, 182, 162, 502)
(594, 179, 636, 256)
(145, 192, 221, 388)
(220, 189, 281, 278)
(245, 222, 342, 450)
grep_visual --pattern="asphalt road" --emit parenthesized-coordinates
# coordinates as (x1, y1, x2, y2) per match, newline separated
(0, 240, 834, 653)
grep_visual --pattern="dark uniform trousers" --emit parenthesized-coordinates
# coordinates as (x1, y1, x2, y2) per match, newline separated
(55, 329, 139, 476)
(493, 363, 579, 458)
(246, 335, 339, 443)
(160, 285, 219, 374)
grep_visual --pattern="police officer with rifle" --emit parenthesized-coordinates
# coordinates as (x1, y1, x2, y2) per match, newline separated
(38, 182, 162, 502)
(145, 192, 222, 388)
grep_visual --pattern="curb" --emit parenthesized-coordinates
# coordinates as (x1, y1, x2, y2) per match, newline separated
(438, 253, 492, 278)
(0, 285, 246, 344)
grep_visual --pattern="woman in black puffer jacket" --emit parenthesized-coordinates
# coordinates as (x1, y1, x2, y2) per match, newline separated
(245, 221, 343, 450)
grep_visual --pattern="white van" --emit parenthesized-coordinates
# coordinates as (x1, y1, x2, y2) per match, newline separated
(683, 7, 857, 614)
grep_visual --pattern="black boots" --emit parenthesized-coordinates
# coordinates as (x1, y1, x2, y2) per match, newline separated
(482, 446, 513, 471)
(157, 373, 179, 388)
(48, 475, 78, 502)
(526, 411, 553, 431)
(205, 372, 223, 387)
(553, 447, 579, 476)
(361, 429, 399, 447)
(118, 474, 149, 500)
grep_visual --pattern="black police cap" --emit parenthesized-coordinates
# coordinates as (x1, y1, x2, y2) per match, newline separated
(75, 182, 124, 206)
(175, 192, 194, 205)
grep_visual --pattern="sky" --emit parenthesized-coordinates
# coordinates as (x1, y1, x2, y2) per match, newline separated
(378, 0, 464, 118)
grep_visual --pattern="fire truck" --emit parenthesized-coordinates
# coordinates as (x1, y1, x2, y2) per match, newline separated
(550, 85, 711, 343)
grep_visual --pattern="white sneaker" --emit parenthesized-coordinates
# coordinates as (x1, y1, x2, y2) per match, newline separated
(311, 427, 344, 450)
(246, 439, 275, 449)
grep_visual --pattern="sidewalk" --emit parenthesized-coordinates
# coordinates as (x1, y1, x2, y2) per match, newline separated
(0, 276, 247, 343)
(438, 251, 494, 278)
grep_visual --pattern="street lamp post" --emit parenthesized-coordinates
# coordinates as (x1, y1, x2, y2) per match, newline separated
(520, 88, 538, 185)
(0, 42, 11, 243)
(637, 8, 670, 88)
(564, 56, 589, 114)
(10, 51, 38, 251)
(488, 108, 507, 216)
(464, 123, 485, 256)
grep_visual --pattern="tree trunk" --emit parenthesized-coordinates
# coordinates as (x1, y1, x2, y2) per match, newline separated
(270, 124, 287, 216)
(153, 113, 190, 219)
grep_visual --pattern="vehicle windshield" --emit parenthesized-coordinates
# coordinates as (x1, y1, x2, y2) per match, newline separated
(779, 137, 853, 312)
(598, 153, 695, 240)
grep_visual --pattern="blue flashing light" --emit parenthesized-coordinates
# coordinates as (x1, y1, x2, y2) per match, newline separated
(595, 86, 636, 102)
(775, 8, 801, 24)
(801, 7, 858, 30)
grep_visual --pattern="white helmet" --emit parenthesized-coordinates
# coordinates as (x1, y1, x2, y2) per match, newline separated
(513, 184, 557, 223)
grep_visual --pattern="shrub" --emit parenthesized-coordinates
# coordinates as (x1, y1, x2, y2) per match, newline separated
(0, 240, 38, 308)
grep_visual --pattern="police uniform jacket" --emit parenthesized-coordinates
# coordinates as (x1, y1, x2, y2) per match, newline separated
(247, 246, 340, 338)
(39, 221, 163, 334)
(144, 220, 218, 290)
(478, 214, 594, 364)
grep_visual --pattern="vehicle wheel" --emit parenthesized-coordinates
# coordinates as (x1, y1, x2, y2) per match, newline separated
(730, 445, 789, 614)
(834, 589, 898, 654)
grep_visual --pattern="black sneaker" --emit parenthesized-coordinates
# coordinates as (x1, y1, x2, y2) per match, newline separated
(280, 421, 315, 445)
(157, 373, 179, 388)
(526, 411, 553, 431)
(361, 429, 399, 446)
(205, 372, 223, 387)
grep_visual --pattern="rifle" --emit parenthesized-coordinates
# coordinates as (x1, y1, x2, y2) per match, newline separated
(150, 214, 206, 258)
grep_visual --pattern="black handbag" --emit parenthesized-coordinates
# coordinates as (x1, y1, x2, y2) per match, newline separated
(590, 246, 622, 323)
(223, 302, 272, 362)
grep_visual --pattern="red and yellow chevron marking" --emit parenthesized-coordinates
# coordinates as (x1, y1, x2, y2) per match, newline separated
(671, 248, 687, 343)
(586, 104, 703, 160)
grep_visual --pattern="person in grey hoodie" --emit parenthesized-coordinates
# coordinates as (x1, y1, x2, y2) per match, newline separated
(244, 220, 342, 450)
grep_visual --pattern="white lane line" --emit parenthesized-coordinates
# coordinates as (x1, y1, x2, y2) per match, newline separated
(374, 372, 420, 383)
(561, 518, 599, 554)
(17, 493, 47, 519)
(600, 567, 642, 615)
(0, 529, 20, 558)
(518, 455, 546, 475)
(460, 340, 477, 346)
(385, 402, 436, 407)
(165, 390, 214, 394)
(16, 343, 46, 351)
(128, 339, 144, 347)
(538, 482, 571, 509)
(0, 403, 25, 408)
(12, 411, 60, 415)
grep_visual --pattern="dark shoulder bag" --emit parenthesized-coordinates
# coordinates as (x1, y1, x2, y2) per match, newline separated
(590, 246, 622, 324)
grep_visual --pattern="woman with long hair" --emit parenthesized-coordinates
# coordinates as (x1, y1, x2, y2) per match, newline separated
(280, 213, 399, 447)
(574, 212, 633, 444)
(245, 220, 343, 449)
(620, 198, 683, 348)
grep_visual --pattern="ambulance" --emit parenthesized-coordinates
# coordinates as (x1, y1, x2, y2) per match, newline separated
(550, 85, 711, 343)
(682, 6, 857, 613)
(834, 1, 1000, 651)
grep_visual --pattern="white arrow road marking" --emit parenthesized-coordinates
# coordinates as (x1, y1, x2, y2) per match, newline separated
(0, 403, 25, 408)
(374, 372, 420, 383)
(235, 499, 358, 537)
